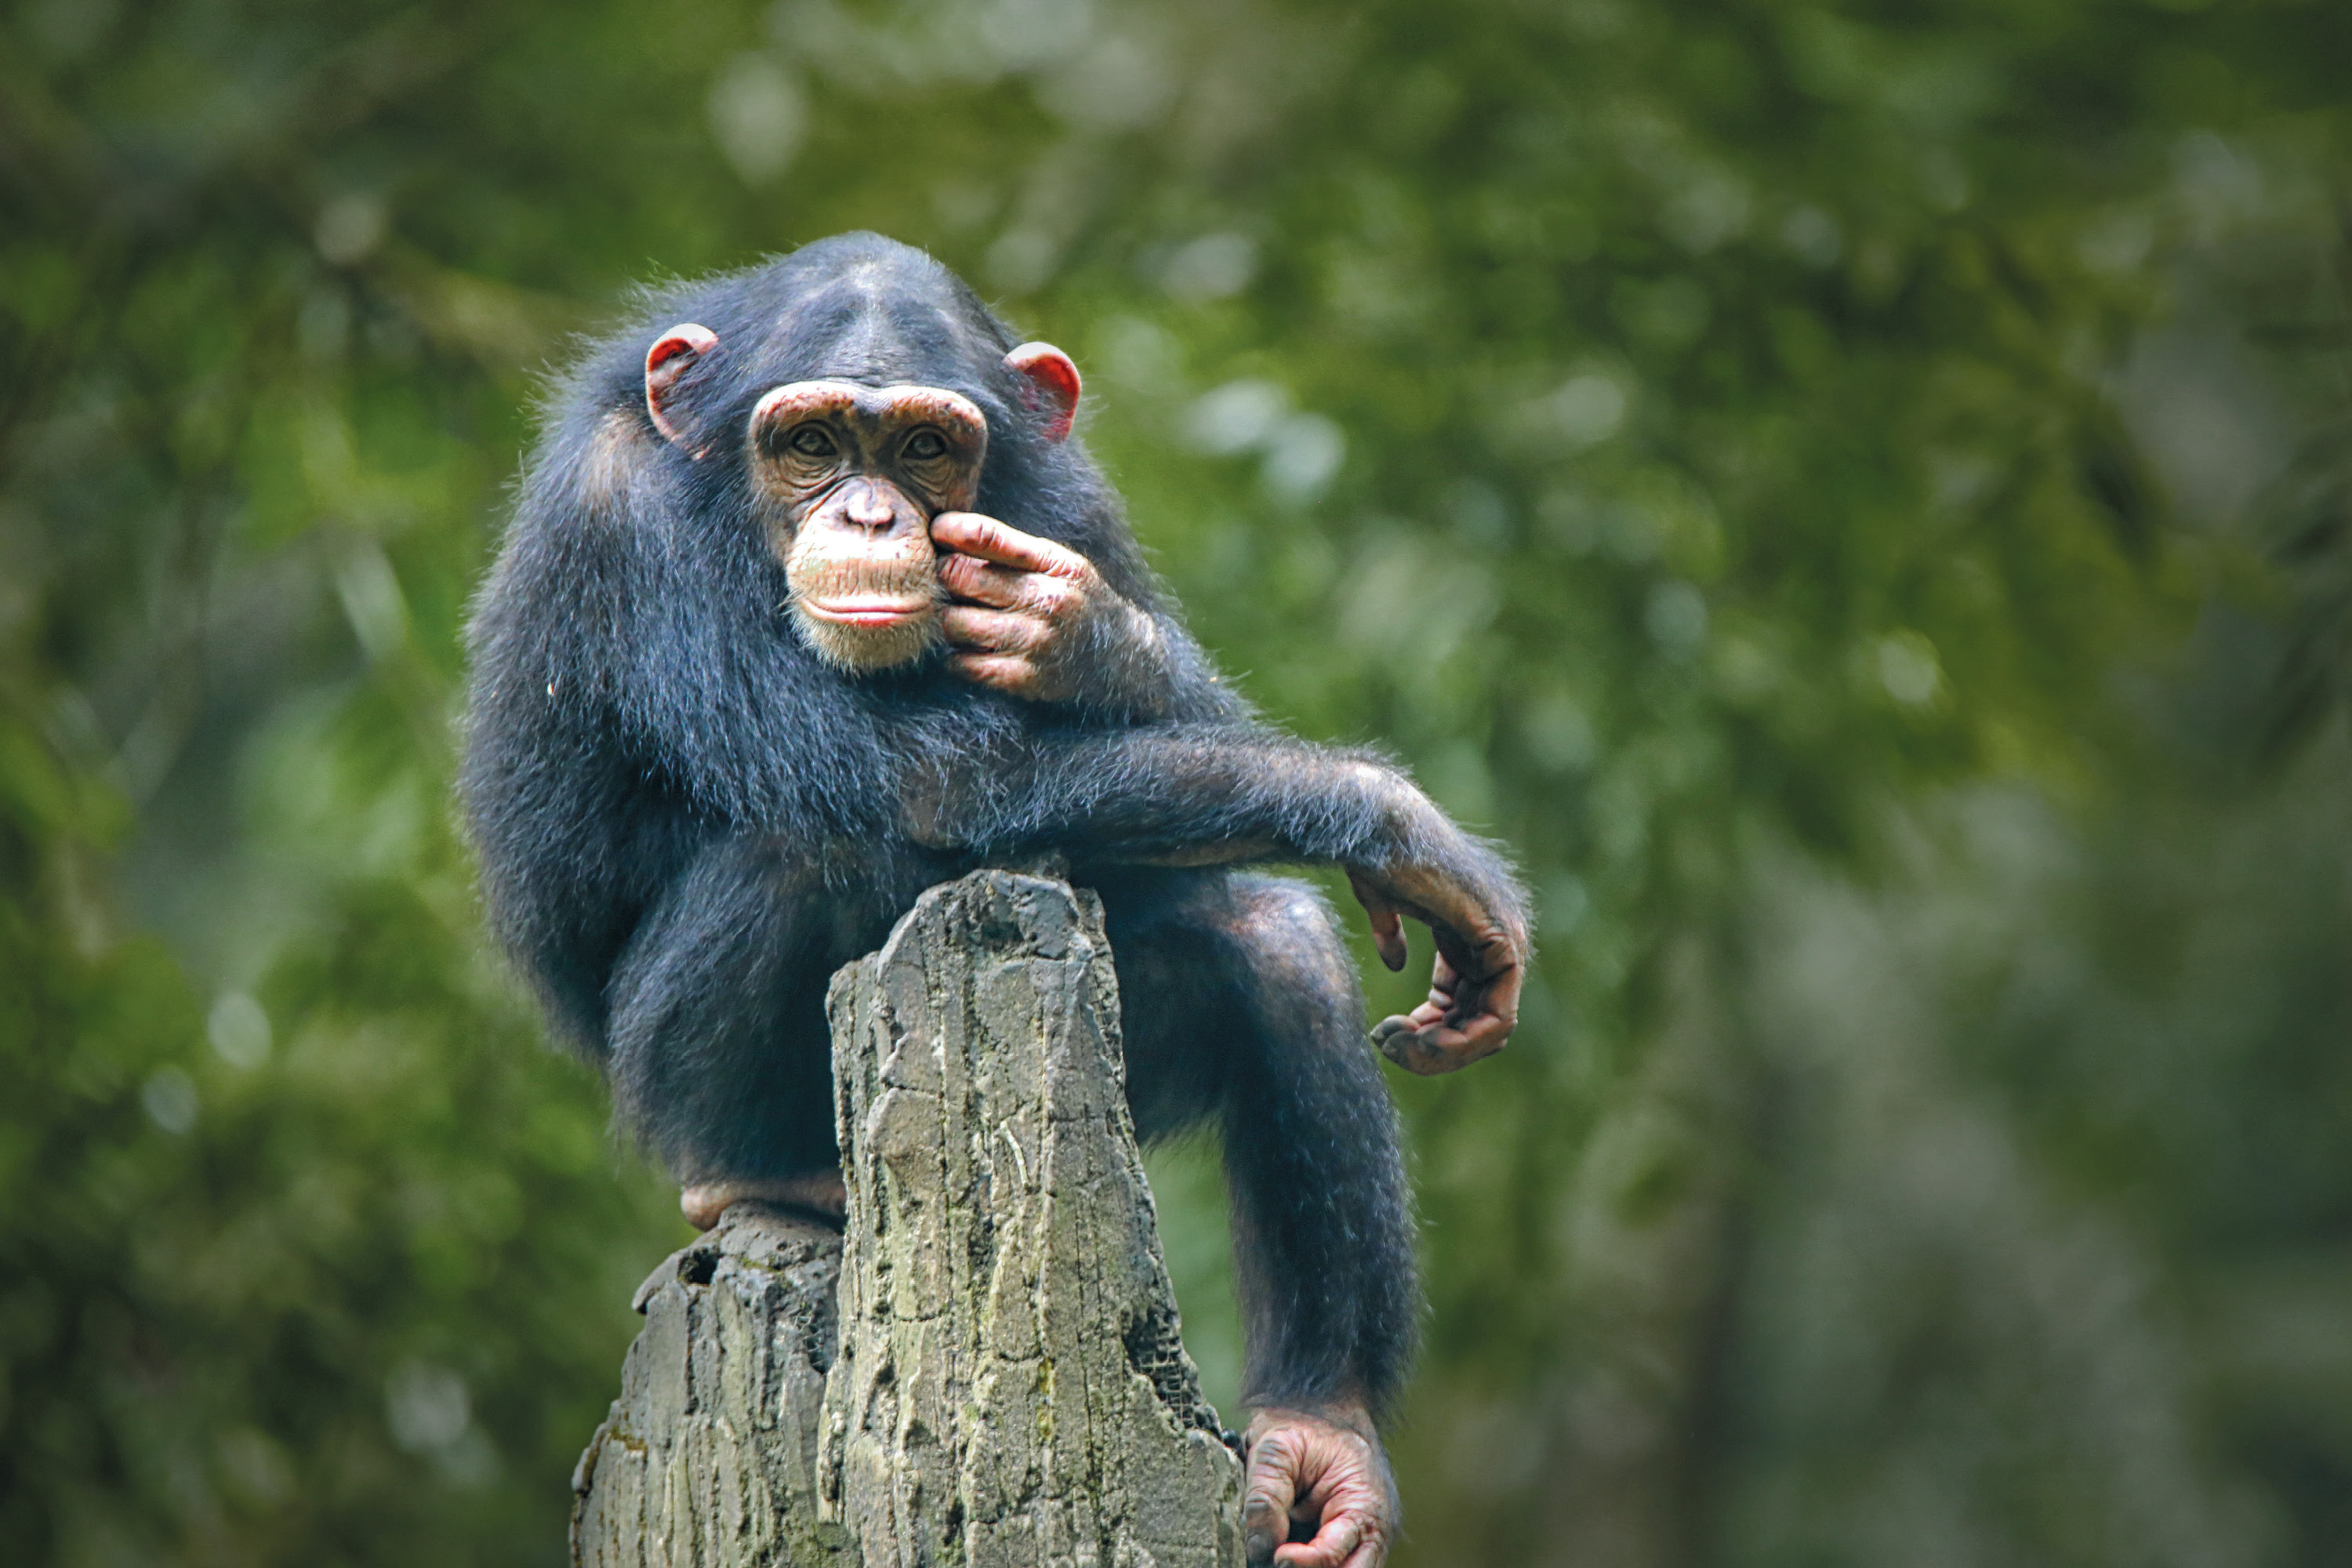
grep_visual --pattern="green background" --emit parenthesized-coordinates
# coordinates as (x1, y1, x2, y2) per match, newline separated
(5, 1, 2349, 1563)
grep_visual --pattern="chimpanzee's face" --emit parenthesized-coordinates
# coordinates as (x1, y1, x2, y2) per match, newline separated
(745, 381, 988, 673)
(638, 303, 1079, 675)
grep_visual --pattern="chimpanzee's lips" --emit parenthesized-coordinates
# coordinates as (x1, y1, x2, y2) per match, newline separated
(798, 595, 934, 626)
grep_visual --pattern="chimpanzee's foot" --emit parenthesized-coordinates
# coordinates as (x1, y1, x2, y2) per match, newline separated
(680, 1171, 848, 1230)
(1243, 1403, 1399, 1568)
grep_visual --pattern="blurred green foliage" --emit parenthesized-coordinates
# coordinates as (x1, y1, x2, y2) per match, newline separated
(2, 1, 2347, 1564)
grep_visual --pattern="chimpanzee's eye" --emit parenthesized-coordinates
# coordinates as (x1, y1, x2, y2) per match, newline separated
(903, 429, 948, 461)
(787, 425, 838, 458)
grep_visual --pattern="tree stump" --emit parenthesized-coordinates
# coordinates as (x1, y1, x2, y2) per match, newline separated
(571, 869, 1246, 1567)
(571, 1205, 852, 1568)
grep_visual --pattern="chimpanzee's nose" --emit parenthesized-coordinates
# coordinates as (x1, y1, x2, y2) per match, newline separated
(842, 479, 898, 532)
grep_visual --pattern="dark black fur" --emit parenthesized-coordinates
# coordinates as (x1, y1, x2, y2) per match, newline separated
(463, 233, 1513, 1418)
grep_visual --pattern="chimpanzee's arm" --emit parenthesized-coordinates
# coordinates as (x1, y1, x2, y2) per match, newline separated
(463, 593, 694, 1062)
(914, 724, 1531, 1069)
(945, 727, 1510, 896)
(463, 725, 680, 1058)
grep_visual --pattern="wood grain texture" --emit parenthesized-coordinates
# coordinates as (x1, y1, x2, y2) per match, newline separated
(572, 870, 1243, 1567)
(571, 1205, 852, 1568)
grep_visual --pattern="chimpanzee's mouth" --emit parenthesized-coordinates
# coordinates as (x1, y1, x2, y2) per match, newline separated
(797, 595, 935, 626)
(800, 594, 927, 625)
(787, 551, 942, 630)
(785, 553, 943, 670)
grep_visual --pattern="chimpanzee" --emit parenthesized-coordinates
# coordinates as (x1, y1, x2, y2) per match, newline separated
(462, 232, 1527, 1568)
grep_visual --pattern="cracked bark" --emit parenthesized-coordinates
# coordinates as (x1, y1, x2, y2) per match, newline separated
(571, 869, 1246, 1567)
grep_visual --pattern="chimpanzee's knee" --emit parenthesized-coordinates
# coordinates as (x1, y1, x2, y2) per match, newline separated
(1217, 875, 1364, 1023)
(1210, 876, 1392, 1146)
(1102, 870, 1363, 1142)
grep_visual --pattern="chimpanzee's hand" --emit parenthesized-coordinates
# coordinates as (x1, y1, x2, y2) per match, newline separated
(931, 512, 1156, 702)
(1348, 829, 1529, 1075)
(1243, 1406, 1398, 1568)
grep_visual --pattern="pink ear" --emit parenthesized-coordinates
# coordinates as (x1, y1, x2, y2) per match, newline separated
(645, 323, 719, 448)
(1004, 342, 1081, 442)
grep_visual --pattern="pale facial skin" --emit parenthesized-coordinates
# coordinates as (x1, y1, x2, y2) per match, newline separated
(643, 325, 1529, 1568)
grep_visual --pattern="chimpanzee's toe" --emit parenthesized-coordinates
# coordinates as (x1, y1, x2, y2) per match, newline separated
(680, 1173, 848, 1231)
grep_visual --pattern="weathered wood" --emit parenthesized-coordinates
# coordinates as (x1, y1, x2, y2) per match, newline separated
(571, 1205, 853, 1568)
(821, 869, 1247, 1568)
(572, 870, 1245, 1567)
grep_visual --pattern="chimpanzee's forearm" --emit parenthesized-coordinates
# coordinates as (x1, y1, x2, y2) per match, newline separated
(946, 725, 1465, 878)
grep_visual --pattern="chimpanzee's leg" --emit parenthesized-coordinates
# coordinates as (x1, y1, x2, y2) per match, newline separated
(605, 833, 943, 1200)
(1098, 867, 1420, 1421)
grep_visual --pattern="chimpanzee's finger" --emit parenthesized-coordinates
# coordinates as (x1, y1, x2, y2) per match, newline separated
(1410, 893, 1526, 1031)
(1438, 1008, 1514, 1059)
(1426, 920, 1478, 996)
(1420, 939, 1518, 1045)
(946, 652, 1039, 692)
(1372, 1014, 1473, 1073)
(931, 512, 1091, 579)
(1373, 1012, 1508, 1073)
(1369, 1014, 1415, 1064)
(936, 550, 1030, 608)
(1243, 1433, 1302, 1568)
(941, 605, 1046, 653)
(1475, 946, 1524, 1037)
(1430, 928, 1522, 1038)
(938, 550, 1088, 631)
(1371, 947, 1512, 1070)
(1273, 1512, 1363, 1568)
(1346, 874, 1410, 972)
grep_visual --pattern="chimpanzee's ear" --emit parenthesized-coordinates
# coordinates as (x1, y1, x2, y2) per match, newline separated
(1003, 342, 1081, 443)
(645, 324, 719, 449)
